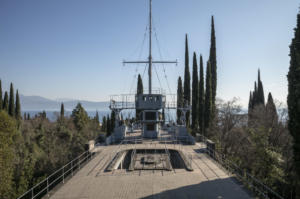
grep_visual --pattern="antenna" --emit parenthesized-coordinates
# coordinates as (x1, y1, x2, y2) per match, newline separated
(123, 0, 177, 95)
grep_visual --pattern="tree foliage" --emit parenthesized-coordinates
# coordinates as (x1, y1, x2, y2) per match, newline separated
(0, 80, 2, 110)
(191, 52, 198, 130)
(15, 90, 21, 120)
(288, 11, 300, 189)
(184, 34, 191, 126)
(209, 16, 217, 115)
(204, 61, 212, 132)
(71, 103, 89, 131)
(137, 74, 143, 95)
(60, 103, 65, 120)
(136, 74, 143, 120)
(177, 76, 184, 124)
(3, 91, 9, 112)
(8, 83, 14, 117)
(0, 111, 17, 199)
(198, 55, 205, 135)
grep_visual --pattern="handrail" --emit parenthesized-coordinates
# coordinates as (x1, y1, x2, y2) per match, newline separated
(198, 134, 284, 199)
(17, 150, 96, 199)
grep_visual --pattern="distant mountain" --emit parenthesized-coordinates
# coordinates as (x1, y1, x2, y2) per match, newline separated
(20, 95, 110, 111)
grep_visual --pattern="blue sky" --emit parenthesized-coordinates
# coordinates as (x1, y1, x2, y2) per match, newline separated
(0, 0, 298, 107)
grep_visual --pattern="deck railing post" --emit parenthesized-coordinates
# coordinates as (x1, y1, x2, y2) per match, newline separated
(47, 177, 49, 196)
(31, 187, 33, 199)
(71, 160, 73, 176)
(79, 156, 81, 169)
(63, 166, 65, 184)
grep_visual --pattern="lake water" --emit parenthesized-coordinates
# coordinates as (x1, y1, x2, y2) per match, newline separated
(22, 109, 177, 122)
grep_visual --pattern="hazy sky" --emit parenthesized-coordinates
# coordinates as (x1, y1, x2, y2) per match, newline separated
(0, 0, 298, 107)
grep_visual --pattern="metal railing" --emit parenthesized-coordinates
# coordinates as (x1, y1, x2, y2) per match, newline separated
(17, 150, 96, 199)
(198, 134, 284, 199)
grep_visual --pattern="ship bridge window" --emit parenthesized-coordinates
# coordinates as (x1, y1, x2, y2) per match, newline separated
(146, 124, 155, 131)
(149, 96, 153, 101)
(145, 112, 156, 120)
(143, 96, 147, 101)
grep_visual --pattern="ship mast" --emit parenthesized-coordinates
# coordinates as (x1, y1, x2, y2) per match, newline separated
(123, 0, 177, 95)
(148, 0, 152, 94)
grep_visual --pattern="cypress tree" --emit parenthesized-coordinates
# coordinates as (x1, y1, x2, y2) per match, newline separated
(8, 83, 14, 117)
(111, 111, 116, 132)
(248, 70, 266, 111)
(27, 113, 30, 120)
(257, 69, 265, 106)
(176, 76, 184, 124)
(253, 81, 258, 107)
(265, 92, 278, 127)
(183, 34, 191, 126)
(102, 116, 107, 132)
(136, 74, 143, 120)
(106, 115, 111, 136)
(198, 55, 205, 134)
(191, 52, 198, 129)
(15, 90, 21, 120)
(60, 103, 65, 119)
(3, 91, 8, 112)
(248, 91, 253, 111)
(137, 74, 143, 95)
(288, 11, 300, 179)
(0, 80, 2, 110)
(24, 112, 27, 120)
(209, 16, 217, 114)
(204, 61, 212, 131)
(95, 111, 99, 124)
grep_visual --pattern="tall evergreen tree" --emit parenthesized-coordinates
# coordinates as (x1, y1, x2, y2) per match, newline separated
(248, 91, 253, 111)
(209, 16, 217, 114)
(60, 103, 65, 119)
(183, 34, 191, 126)
(198, 55, 205, 134)
(102, 116, 107, 132)
(257, 69, 265, 106)
(137, 74, 143, 95)
(136, 74, 144, 120)
(253, 81, 258, 106)
(111, 111, 116, 133)
(176, 76, 184, 124)
(3, 91, 8, 112)
(204, 61, 212, 131)
(8, 83, 14, 117)
(288, 11, 300, 179)
(15, 90, 21, 120)
(95, 111, 99, 122)
(265, 92, 278, 127)
(248, 70, 266, 112)
(191, 52, 198, 129)
(106, 115, 111, 136)
(0, 79, 2, 110)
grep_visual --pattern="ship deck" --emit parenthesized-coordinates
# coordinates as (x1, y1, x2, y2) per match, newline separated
(48, 136, 253, 199)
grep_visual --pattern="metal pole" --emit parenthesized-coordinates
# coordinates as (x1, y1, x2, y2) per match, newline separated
(148, 0, 152, 94)
(63, 166, 65, 184)
(31, 188, 33, 199)
(47, 177, 49, 196)
(71, 161, 73, 176)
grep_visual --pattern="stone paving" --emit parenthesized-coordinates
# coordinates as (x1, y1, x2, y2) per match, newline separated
(49, 142, 253, 199)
